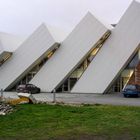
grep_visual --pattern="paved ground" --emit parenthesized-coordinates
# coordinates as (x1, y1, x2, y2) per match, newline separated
(1, 92, 140, 106)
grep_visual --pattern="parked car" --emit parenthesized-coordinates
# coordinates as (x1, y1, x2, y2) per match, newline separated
(16, 84, 40, 94)
(122, 84, 140, 97)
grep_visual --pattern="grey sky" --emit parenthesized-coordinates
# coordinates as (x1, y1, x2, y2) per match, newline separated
(0, 0, 133, 36)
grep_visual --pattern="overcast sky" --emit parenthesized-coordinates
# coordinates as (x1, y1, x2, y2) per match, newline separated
(0, 0, 133, 36)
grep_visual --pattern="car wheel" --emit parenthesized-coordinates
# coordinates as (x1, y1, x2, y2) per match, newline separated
(124, 94, 127, 97)
(135, 94, 139, 97)
(38, 89, 40, 93)
(28, 91, 32, 94)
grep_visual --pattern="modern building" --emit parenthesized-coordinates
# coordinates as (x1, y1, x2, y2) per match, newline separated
(0, 32, 24, 66)
(0, 24, 61, 91)
(30, 12, 112, 92)
(0, 0, 140, 94)
(72, 0, 140, 94)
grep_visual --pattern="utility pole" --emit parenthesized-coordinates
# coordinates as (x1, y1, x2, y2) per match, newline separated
(53, 89, 56, 103)
(0, 89, 3, 99)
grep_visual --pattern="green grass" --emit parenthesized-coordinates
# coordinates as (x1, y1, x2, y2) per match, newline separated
(0, 104, 140, 140)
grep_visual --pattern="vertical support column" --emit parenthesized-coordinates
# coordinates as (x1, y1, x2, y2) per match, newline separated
(68, 78, 71, 92)
(0, 89, 3, 99)
(53, 89, 56, 103)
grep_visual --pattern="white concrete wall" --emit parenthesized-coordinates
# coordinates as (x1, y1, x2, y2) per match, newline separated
(0, 32, 25, 52)
(46, 24, 70, 42)
(72, 1, 140, 93)
(0, 43, 4, 57)
(30, 12, 111, 92)
(0, 24, 58, 90)
(0, 40, 5, 58)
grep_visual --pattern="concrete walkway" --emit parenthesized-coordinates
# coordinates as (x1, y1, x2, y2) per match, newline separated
(1, 92, 140, 106)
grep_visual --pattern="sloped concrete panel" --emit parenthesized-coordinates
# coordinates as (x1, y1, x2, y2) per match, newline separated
(0, 24, 59, 90)
(0, 32, 25, 52)
(30, 12, 111, 92)
(72, 1, 140, 93)
(0, 33, 24, 65)
(0, 45, 4, 59)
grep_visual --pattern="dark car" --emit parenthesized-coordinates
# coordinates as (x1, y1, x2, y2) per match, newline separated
(122, 84, 140, 97)
(16, 84, 40, 94)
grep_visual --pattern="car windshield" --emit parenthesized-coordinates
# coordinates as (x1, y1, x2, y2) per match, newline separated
(124, 85, 136, 90)
(27, 84, 34, 87)
(18, 85, 26, 88)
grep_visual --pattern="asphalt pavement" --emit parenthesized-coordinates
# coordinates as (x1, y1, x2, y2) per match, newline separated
(1, 92, 140, 106)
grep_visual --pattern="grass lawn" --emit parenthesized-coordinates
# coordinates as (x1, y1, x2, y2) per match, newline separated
(0, 104, 140, 140)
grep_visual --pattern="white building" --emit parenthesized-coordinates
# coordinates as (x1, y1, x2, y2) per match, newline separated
(0, 0, 140, 94)
(30, 12, 112, 92)
(0, 24, 60, 90)
(0, 32, 24, 66)
(72, 0, 140, 93)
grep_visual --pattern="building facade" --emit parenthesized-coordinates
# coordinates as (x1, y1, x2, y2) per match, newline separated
(0, 0, 140, 94)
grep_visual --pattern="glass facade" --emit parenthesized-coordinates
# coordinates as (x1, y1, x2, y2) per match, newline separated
(56, 31, 111, 92)
(11, 48, 58, 91)
(0, 52, 12, 66)
(108, 50, 140, 93)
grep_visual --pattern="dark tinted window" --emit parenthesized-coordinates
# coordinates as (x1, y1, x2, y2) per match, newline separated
(18, 85, 26, 88)
(125, 85, 136, 90)
(27, 84, 33, 88)
(136, 85, 140, 90)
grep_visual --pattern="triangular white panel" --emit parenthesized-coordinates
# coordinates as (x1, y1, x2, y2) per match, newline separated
(30, 12, 111, 92)
(72, 1, 140, 93)
(0, 33, 25, 64)
(0, 24, 59, 90)
(0, 32, 25, 52)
